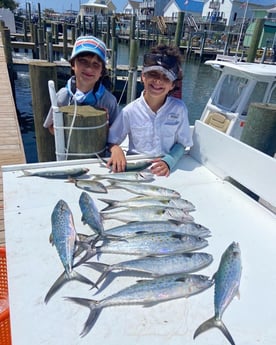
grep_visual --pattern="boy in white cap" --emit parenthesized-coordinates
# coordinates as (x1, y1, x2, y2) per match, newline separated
(44, 35, 118, 135)
(107, 44, 193, 176)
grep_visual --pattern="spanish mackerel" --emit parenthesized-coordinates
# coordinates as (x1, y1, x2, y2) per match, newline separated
(85, 252, 213, 287)
(44, 200, 95, 304)
(67, 178, 108, 193)
(91, 171, 155, 182)
(75, 231, 208, 266)
(104, 220, 211, 238)
(101, 206, 194, 223)
(107, 180, 181, 198)
(99, 195, 195, 212)
(193, 242, 242, 345)
(66, 273, 213, 337)
(95, 153, 153, 172)
(79, 192, 104, 236)
(18, 167, 89, 179)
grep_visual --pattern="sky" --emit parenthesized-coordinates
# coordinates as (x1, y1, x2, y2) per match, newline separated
(17, 0, 128, 13)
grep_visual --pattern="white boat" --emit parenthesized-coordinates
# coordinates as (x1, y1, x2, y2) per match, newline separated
(200, 56, 276, 140)
(2, 120, 276, 345)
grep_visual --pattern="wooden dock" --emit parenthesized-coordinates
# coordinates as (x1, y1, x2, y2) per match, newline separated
(0, 33, 26, 245)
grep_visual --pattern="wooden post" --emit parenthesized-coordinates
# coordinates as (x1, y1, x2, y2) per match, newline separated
(93, 15, 98, 36)
(23, 20, 28, 41)
(127, 39, 138, 104)
(62, 23, 68, 60)
(110, 36, 118, 92)
(174, 11, 185, 47)
(240, 103, 276, 157)
(38, 28, 46, 60)
(60, 105, 108, 159)
(29, 62, 57, 162)
(38, 2, 42, 27)
(106, 16, 111, 49)
(46, 31, 53, 62)
(83, 16, 86, 35)
(130, 15, 136, 40)
(246, 18, 265, 63)
(71, 25, 76, 45)
(32, 23, 39, 59)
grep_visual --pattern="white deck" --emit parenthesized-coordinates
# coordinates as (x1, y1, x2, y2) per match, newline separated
(2, 121, 276, 345)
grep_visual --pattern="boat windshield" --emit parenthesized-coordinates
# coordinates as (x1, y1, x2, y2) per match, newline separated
(241, 81, 269, 115)
(212, 75, 248, 112)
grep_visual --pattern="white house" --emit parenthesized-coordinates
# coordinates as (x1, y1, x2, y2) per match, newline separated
(164, 0, 204, 20)
(123, 1, 141, 16)
(78, 0, 116, 21)
(202, 0, 276, 27)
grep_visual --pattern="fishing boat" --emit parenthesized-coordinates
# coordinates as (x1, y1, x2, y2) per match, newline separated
(199, 55, 276, 139)
(2, 117, 276, 344)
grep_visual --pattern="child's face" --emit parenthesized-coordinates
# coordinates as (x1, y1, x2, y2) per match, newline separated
(142, 71, 174, 98)
(72, 53, 103, 92)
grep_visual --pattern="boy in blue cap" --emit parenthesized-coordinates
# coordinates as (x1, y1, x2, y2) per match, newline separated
(44, 35, 118, 135)
(107, 44, 193, 177)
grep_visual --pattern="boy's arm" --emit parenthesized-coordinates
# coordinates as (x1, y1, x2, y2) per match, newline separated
(161, 143, 186, 171)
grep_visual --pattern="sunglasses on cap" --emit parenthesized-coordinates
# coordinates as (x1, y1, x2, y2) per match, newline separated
(143, 53, 179, 81)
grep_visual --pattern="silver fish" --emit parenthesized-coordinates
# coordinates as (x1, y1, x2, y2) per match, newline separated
(44, 200, 95, 304)
(66, 273, 213, 337)
(91, 171, 155, 182)
(75, 231, 208, 266)
(86, 252, 213, 287)
(101, 206, 194, 223)
(193, 241, 242, 345)
(18, 167, 89, 179)
(67, 178, 108, 193)
(79, 192, 104, 236)
(99, 195, 195, 212)
(107, 180, 181, 198)
(104, 220, 211, 238)
(95, 153, 153, 172)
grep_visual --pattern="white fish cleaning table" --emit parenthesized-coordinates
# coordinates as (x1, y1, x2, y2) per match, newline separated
(2, 121, 276, 345)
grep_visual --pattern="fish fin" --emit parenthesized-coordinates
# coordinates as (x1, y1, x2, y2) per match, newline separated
(64, 297, 102, 337)
(193, 316, 236, 345)
(44, 270, 96, 304)
(81, 215, 87, 226)
(98, 198, 118, 211)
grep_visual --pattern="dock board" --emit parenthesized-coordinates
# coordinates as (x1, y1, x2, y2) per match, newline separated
(0, 32, 26, 245)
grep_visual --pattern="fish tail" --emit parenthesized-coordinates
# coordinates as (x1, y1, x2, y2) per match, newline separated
(65, 178, 76, 184)
(85, 262, 111, 286)
(18, 170, 32, 177)
(44, 269, 96, 304)
(73, 242, 97, 267)
(106, 180, 117, 190)
(193, 316, 236, 345)
(98, 198, 118, 211)
(95, 153, 108, 166)
(65, 297, 103, 337)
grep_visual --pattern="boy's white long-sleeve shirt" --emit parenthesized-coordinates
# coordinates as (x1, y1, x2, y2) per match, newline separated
(108, 92, 193, 157)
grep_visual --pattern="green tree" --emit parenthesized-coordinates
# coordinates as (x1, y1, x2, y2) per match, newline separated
(0, 0, 19, 11)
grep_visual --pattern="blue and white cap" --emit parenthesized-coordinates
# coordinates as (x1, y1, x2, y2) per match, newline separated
(70, 36, 107, 64)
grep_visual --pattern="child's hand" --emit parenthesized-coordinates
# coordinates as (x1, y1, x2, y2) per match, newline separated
(107, 145, 127, 172)
(150, 158, 170, 177)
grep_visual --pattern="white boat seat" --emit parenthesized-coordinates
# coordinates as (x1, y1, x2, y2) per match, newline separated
(204, 112, 231, 133)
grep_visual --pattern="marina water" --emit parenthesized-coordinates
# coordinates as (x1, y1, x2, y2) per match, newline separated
(14, 43, 221, 163)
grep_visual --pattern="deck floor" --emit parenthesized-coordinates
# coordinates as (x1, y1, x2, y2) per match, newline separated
(0, 32, 26, 245)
